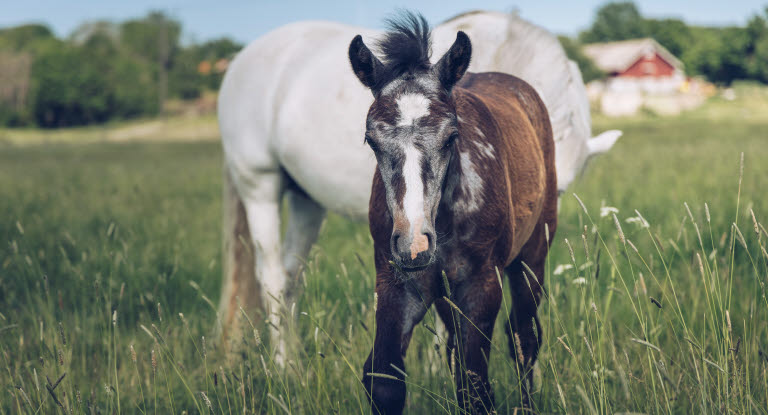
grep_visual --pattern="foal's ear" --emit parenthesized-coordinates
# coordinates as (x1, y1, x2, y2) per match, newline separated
(349, 35, 384, 92)
(434, 31, 472, 91)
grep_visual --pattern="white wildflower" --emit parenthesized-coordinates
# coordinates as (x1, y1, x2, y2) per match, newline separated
(600, 204, 619, 218)
(625, 216, 650, 228)
(553, 264, 573, 275)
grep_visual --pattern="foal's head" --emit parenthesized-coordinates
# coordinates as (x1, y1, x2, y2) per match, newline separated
(348, 13, 471, 271)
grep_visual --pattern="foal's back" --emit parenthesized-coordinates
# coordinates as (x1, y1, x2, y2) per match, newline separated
(452, 72, 557, 265)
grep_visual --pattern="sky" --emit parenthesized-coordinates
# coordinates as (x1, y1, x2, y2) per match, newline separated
(2, 0, 767, 44)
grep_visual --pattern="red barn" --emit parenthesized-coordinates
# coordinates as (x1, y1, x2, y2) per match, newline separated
(584, 38, 684, 94)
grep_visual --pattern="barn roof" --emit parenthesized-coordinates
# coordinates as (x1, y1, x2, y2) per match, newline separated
(583, 38, 683, 74)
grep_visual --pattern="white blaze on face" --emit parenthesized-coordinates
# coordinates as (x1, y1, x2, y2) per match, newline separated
(396, 93, 430, 126)
(402, 144, 429, 259)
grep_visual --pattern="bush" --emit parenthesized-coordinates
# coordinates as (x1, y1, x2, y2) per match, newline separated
(31, 46, 113, 127)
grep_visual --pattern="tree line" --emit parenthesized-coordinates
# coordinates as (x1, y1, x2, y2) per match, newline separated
(565, 1, 768, 84)
(0, 12, 241, 128)
(3, 5, 767, 128)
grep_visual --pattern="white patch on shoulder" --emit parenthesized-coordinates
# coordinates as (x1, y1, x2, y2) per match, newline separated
(396, 93, 430, 126)
(457, 152, 483, 213)
(474, 140, 496, 159)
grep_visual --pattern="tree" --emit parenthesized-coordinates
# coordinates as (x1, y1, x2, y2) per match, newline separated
(0, 24, 54, 51)
(643, 18, 691, 58)
(745, 8, 768, 82)
(558, 36, 604, 83)
(30, 46, 113, 127)
(120, 12, 181, 113)
(580, 2, 646, 43)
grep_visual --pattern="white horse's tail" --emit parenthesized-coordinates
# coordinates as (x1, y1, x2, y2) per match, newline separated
(588, 130, 623, 156)
(218, 165, 260, 340)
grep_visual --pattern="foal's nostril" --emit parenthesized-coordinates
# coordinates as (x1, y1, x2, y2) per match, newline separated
(391, 232, 403, 258)
(425, 232, 433, 249)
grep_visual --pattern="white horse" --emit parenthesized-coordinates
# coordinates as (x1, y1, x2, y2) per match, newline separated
(217, 11, 621, 355)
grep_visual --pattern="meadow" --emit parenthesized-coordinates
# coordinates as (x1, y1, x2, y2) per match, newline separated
(1, 86, 767, 414)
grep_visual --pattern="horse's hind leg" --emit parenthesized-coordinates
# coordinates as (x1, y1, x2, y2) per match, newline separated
(238, 170, 291, 363)
(281, 186, 325, 303)
(505, 220, 553, 409)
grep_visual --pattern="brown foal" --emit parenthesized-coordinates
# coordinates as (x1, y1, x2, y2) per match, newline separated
(348, 12, 557, 414)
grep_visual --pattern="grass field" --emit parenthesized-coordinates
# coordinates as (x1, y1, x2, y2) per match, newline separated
(1, 87, 767, 414)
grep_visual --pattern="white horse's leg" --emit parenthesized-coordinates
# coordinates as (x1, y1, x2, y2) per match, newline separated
(281, 188, 326, 298)
(239, 170, 290, 364)
(219, 166, 259, 342)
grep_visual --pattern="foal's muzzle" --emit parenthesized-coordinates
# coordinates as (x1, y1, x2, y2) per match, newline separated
(390, 227, 435, 271)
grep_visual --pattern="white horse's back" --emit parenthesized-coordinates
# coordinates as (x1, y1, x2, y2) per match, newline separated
(434, 11, 606, 189)
(219, 21, 378, 219)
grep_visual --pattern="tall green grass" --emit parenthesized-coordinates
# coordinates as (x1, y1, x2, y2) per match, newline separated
(1, 93, 767, 413)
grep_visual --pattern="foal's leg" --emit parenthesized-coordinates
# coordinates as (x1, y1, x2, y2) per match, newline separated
(504, 223, 550, 408)
(453, 274, 503, 414)
(363, 281, 433, 415)
(434, 298, 457, 369)
(504, 259, 542, 408)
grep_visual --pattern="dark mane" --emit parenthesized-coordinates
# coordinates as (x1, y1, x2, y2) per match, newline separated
(376, 11, 432, 83)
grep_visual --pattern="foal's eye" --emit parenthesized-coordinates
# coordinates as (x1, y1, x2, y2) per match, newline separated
(443, 132, 459, 150)
(364, 134, 379, 151)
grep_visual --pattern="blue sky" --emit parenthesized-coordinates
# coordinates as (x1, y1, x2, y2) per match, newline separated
(2, 1, 767, 44)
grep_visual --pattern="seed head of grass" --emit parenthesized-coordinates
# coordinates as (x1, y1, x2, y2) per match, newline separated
(58, 322, 66, 346)
(582, 231, 590, 258)
(612, 213, 625, 244)
(627, 239, 639, 255)
(573, 193, 588, 215)
(200, 391, 212, 410)
(565, 238, 576, 264)
(705, 203, 711, 223)
(514, 333, 525, 364)
(750, 209, 759, 236)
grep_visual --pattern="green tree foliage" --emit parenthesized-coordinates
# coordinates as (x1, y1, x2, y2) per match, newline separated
(30, 46, 113, 127)
(643, 18, 691, 57)
(579, 2, 646, 43)
(120, 12, 181, 67)
(0, 24, 55, 52)
(0, 11, 241, 127)
(745, 9, 768, 82)
(558, 36, 605, 83)
(195, 38, 242, 90)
